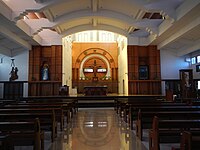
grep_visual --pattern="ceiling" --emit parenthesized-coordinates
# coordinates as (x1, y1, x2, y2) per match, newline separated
(0, 0, 199, 57)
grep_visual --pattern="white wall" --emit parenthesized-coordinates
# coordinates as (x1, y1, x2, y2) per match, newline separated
(160, 50, 189, 79)
(160, 49, 189, 96)
(0, 50, 29, 97)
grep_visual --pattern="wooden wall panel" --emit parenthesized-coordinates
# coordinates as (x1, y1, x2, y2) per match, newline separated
(71, 42, 118, 93)
(28, 45, 62, 96)
(127, 45, 161, 95)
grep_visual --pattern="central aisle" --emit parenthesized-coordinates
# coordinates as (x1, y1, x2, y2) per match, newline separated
(49, 108, 148, 150)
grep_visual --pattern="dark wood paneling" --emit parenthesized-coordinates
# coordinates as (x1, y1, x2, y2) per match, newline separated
(3, 81, 25, 99)
(127, 45, 161, 95)
(28, 81, 62, 96)
(29, 46, 62, 96)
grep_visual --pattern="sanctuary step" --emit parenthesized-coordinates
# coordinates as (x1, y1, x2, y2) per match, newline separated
(78, 98, 115, 108)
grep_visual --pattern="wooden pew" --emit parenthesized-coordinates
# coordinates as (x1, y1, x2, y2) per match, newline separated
(21, 97, 78, 114)
(0, 111, 56, 142)
(115, 96, 166, 115)
(0, 107, 64, 130)
(0, 135, 11, 150)
(17, 100, 76, 121)
(0, 99, 18, 105)
(115, 98, 158, 116)
(149, 116, 200, 150)
(23, 102, 75, 121)
(136, 110, 200, 140)
(0, 118, 44, 150)
(129, 105, 200, 129)
(171, 131, 200, 150)
(115, 100, 185, 124)
(3, 103, 70, 123)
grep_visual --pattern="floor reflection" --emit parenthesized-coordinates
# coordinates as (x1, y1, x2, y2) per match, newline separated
(48, 108, 148, 150)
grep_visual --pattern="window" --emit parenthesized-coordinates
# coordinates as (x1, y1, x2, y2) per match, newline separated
(97, 68, 107, 72)
(191, 57, 196, 64)
(197, 56, 200, 63)
(83, 68, 93, 72)
(196, 65, 200, 72)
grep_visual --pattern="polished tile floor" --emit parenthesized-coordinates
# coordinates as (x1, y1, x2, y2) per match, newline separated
(15, 108, 176, 150)
(48, 108, 148, 150)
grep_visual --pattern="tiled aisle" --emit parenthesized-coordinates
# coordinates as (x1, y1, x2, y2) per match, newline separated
(15, 108, 180, 150)
(49, 108, 148, 150)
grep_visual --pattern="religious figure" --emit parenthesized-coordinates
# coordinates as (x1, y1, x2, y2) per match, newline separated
(93, 60, 97, 77)
(184, 72, 190, 88)
(41, 62, 49, 80)
(9, 67, 18, 81)
(92, 60, 98, 82)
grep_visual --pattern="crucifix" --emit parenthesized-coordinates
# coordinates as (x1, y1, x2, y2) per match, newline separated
(92, 60, 99, 82)
(93, 60, 97, 77)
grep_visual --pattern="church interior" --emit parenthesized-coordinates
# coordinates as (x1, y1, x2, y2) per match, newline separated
(0, 0, 200, 150)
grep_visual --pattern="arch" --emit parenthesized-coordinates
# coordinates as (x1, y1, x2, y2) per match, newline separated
(79, 54, 111, 78)
(75, 48, 116, 68)
(54, 9, 138, 27)
(60, 24, 128, 37)
(75, 48, 116, 79)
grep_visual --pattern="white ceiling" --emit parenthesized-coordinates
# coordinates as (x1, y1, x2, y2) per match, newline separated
(0, 0, 199, 57)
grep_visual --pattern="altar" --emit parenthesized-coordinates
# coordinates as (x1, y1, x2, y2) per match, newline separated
(84, 86, 107, 96)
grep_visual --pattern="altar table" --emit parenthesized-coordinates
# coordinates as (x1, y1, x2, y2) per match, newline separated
(84, 86, 107, 96)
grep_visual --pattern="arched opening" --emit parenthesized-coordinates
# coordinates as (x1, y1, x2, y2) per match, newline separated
(62, 30, 128, 95)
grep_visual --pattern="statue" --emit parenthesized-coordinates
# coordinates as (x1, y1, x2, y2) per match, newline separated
(41, 61, 49, 80)
(9, 58, 18, 81)
(9, 67, 18, 81)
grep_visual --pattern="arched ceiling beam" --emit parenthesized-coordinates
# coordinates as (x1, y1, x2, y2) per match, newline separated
(53, 9, 161, 29)
(60, 24, 128, 37)
(54, 9, 137, 26)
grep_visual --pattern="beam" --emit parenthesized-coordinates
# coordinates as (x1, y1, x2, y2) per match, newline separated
(92, 0, 99, 12)
(53, 9, 158, 30)
(158, 16, 200, 50)
(0, 45, 11, 57)
(60, 24, 128, 37)
(176, 38, 200, 56)
(0, 25, 31, 50)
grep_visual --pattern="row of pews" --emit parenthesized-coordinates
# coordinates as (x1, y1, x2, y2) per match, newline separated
(0, 97, 78, 150)
(115, 97, 200, 150)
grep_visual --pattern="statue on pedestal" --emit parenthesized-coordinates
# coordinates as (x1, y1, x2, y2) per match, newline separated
(41, 61, 49, 80)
